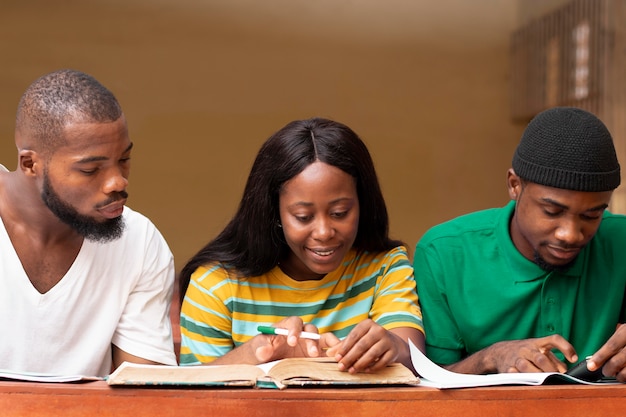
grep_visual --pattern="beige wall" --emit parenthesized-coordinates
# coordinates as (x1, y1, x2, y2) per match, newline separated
(0, 0, 523, 271)
(516, 0, 571, 25)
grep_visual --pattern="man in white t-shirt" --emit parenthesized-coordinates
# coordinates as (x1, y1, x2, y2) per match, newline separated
(0, 69, 177, 377)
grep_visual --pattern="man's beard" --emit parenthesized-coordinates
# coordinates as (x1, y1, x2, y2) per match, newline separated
(533, 250, 576, 274)
(41, 172, 126, 243)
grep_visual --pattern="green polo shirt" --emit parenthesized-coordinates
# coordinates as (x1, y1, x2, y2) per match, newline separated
(414, 200, 626, 367)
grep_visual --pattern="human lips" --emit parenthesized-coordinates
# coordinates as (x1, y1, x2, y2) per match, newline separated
(306, 246, 340, 258)
(547, 245, 581, 261)
(97, 200, 126, 219)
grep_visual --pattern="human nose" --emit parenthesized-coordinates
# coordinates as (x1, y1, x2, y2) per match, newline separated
(554, 217, 584, 245)
(102, 167, 129, 194)
(311, 216, 335, 241)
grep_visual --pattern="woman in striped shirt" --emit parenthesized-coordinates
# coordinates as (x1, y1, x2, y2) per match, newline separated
(178, 117, 424, 374)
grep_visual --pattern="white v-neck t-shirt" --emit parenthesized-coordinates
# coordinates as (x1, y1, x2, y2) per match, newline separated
(0, 165, 176, 376)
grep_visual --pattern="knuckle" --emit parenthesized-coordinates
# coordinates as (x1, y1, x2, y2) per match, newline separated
(514, 357, 526, 371)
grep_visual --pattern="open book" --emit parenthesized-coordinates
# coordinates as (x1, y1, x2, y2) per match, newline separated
(0, 369, 102, 383)
(408, 341, 618, 389)
(107, 357, 419, 389)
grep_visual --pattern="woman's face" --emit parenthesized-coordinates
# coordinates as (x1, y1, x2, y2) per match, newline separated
(278, 161, 360, 281)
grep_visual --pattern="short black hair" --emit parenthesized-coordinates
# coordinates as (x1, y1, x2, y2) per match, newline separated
(15, 69, 122, 154)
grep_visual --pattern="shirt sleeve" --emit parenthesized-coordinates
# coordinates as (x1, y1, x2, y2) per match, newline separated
(370, 247, 424, 334)
(111, 222, 177, 365)
(413, 239, 465, 365)
(179, 264, 235, 365)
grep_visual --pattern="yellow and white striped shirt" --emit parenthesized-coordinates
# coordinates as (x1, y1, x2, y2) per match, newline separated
(179, 246, 423, 364)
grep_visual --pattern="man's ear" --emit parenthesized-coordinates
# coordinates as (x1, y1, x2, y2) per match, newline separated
(507, 168, 522, 200)
(18, 149, 40, 177)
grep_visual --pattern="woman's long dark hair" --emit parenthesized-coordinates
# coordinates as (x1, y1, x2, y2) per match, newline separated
(179, 117, 403, 301)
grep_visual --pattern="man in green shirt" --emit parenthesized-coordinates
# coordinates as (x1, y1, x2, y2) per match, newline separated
(414, 107, 626, 382)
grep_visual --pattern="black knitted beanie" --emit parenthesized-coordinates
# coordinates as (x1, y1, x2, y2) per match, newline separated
(512, 107, 621, 191)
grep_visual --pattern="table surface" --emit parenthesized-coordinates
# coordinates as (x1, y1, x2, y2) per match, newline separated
(2, 379, 625, 417)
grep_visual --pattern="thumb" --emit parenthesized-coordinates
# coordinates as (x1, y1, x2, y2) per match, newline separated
(254, 338, 276, 363)
(321, 333, 341, 357)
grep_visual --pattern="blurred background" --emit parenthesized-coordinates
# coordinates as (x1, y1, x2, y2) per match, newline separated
(1, 0, 624, 278)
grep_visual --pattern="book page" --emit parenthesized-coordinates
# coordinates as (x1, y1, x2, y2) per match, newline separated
(107, 359, 418, 388)
(107, 362, 264, 386)
(261, 357, 419, 387)
(0, 369, 102, 383)
(408, 340, 615, 388)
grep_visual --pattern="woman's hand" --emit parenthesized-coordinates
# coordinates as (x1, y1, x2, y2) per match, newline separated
(253, 316, 340, 363)
(325, 319, 421, 374)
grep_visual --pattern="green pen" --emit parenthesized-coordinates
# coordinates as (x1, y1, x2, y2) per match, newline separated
(257, 325, 321, 340)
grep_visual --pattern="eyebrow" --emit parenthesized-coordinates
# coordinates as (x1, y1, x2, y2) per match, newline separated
(76, 142, 134, 164)
(540, 197, 608, 212)
(287, 196, 355, 209)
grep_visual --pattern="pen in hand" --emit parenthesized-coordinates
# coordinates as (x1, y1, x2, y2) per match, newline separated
(257, 325, 321, 340)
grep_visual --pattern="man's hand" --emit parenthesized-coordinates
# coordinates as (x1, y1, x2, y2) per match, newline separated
(488, 335, 578, 373)
(447, 334, 578, 374)
(587, 324, 626, 382)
